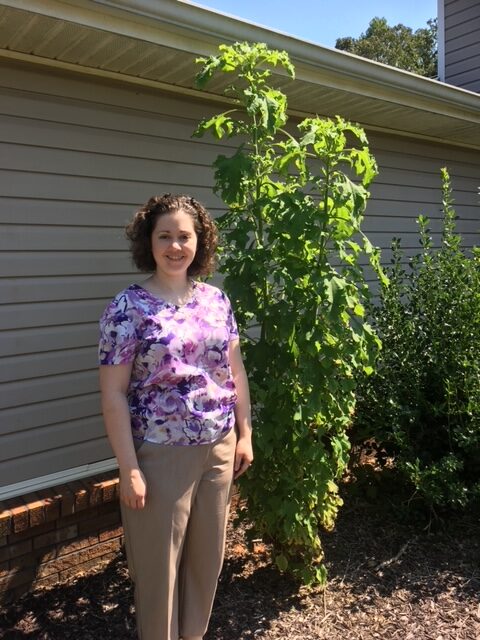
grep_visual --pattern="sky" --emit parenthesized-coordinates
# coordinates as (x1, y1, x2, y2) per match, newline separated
(183, 0, 437, 48)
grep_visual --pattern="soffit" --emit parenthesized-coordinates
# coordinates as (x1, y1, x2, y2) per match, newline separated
(0, 2, 479, 149)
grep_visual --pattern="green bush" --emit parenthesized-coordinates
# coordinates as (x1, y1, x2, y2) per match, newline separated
(354, 169, 480, 509)
(194, 42, 383, 584)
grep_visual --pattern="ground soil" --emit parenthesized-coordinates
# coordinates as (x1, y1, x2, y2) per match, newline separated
(1, 475, 479, 640)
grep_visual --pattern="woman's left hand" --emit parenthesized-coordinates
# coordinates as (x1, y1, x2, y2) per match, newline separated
(234, 436, 254, 480)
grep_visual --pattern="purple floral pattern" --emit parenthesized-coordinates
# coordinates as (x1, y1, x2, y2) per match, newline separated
(98, 282, 238, 445)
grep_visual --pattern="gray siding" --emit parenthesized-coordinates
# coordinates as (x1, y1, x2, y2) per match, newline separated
(0, 60, 224, 487)
(444, 0, 480, 92)
(1, 60, 479, 488)
(367, 133, 480, 262)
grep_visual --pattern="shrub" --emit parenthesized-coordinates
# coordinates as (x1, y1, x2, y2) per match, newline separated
(194, 42, 383, 584)
(354, 169, 480, 509)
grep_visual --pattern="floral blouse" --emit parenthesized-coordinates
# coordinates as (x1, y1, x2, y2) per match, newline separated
(98, 282, 239, 446)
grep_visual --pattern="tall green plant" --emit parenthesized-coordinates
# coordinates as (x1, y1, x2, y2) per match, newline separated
(194, 42, 383, 584)
(355, 169, 480, 509)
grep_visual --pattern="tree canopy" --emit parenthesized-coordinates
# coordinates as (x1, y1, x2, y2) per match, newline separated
(335, 17, 437, 78)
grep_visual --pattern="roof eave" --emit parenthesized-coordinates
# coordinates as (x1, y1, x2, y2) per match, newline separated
(0, 0, 479, 148)
(94, 0, 480, 113)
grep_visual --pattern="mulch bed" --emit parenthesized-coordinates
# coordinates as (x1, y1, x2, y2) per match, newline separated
(1, 479, 479, 639)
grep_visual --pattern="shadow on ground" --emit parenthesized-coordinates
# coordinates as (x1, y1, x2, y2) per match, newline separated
(0, 544, 304, 639)
(323, 492, 480, 602)
(1, 486, 479, 639)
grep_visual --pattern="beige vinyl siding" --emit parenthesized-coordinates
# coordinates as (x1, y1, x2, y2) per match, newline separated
(1, 59, 479, 489)
(444, 0, 480, 92)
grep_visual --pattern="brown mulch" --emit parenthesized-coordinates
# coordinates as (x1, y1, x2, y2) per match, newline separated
(1, 481, 479, 640)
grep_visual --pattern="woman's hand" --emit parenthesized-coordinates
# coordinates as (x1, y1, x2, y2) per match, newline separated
(229, 339, 253, 480)
(120, 468, 147, 509)
(234, 436, 254, 480)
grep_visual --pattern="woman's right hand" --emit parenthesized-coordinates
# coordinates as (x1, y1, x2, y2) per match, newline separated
(120, 468, 147, 509)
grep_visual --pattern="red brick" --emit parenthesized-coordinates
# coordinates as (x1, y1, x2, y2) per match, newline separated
(67, 481, 89, 511)
(34, 573, 60, 589)
(58, 551, 117, 581)
(42, 489, 61, 522)
(3, 501, 29, 534)
(57, 534, 98, 557)
(84, 479, 103, 507)
(98, 524, 123, 542)
(0, 568, 35, 594)
(57, 506, 98, 528)
(36, 546, 57, 563)
(0, 473, 129, 602)
(78, 510, 120, 536)
(33, 525, 77, 551)
(56, 503, 119, 533)
(81, 538, 120, 562)
(99, 477, 119, 503)
(21, 492, 46, 528)
(0, 508, 12, 537)
(0, 539, 32, 563)
(36, 560, 62, 579)
(9, 520, 54, 543)
(12, 542, 57, 566)
(37, 538, 121, 578)
(8, 551, 38, 574)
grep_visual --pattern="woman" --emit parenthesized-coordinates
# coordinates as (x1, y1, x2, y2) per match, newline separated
(98, 194, 253, 640)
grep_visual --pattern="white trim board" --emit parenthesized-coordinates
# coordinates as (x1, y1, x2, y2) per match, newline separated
(0, 458, 118, 501)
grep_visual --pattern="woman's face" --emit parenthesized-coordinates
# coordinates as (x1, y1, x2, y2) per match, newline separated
(150, 209, 198, 280)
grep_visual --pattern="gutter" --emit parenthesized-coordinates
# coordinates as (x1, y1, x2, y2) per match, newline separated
(96, 0, 480, 115)
(1, 0, 479, 122)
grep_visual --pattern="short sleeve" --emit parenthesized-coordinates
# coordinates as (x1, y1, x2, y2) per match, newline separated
(225, 293, 239, 341)
(98, 293, 138, 365)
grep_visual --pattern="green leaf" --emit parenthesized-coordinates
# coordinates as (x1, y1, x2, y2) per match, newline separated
(349, 147, 378, 185)
(275, 554, 289, 571)
(213, 148, 254, 205)
(193, 112, 239, 140)
(194, 54, 221, 88)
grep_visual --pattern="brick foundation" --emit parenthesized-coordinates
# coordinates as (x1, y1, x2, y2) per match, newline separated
(0, 472, 122, 603)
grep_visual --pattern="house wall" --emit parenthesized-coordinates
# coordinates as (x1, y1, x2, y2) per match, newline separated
(1, 59, 479, 492)
(0, 59, 226, 491)
(443, 0, 480, 92)
(364, 132, 479, 264)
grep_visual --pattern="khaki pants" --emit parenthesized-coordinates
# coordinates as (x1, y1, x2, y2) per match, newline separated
(121, 428, 236, 640)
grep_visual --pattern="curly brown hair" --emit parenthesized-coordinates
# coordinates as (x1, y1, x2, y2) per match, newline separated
(125, 194, 218, 277)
